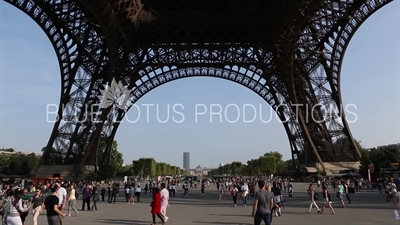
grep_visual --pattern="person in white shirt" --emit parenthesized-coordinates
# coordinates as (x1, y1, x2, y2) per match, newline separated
(160, 183, 169, 222)
(171, 184, 176, 196)
(125, 187, 131, 202)
(55, 181, 67, 225)
(241, 183, 249, 207)
(394, 184, 400, 209)
(135, 186, 141, 202)
(55, 181, 67, 209)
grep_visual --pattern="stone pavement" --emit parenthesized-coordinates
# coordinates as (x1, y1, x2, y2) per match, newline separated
(24, 183, 397, 225)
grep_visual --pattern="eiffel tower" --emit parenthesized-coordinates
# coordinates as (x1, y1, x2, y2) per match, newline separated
(4, 0, 393, 178)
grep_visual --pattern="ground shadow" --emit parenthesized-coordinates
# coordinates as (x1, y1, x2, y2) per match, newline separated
(95, 219, 149, 225)
(192, 221, 252, 225)
(208, 214, 250, 217)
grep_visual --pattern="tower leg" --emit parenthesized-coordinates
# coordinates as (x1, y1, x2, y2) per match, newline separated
(4, 0, 112, 178)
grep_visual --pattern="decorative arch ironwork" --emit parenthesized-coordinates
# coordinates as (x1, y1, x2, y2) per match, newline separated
(97, 65, 304, 167)
(4, 0, 395, 175)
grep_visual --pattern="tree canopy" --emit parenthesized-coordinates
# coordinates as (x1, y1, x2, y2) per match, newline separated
(95, 140, 124, 180)
(359, 147, 400, 178)
(0, 153, 40, 176)
(208, 151, 293, 176)
(118, 158, 188, 178)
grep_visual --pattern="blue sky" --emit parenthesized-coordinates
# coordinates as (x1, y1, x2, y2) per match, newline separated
(0, 2, 399, 169)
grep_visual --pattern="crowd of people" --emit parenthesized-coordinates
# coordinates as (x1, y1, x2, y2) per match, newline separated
(0, 181, 68, 225)
(0, 176, 398, 225)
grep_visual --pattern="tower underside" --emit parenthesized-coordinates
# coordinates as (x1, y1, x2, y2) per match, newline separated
(5, 0, 393, 177)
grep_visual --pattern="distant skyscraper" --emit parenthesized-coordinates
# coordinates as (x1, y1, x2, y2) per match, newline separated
(183, 152, 190, 169)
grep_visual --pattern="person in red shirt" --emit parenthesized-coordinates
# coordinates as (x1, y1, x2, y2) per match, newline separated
(150, 188, 165, 225)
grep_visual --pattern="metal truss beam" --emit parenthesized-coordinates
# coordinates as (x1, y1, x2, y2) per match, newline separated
(6, 0, 393, 175)
(289, 0, 392, 168)
(5, 0, 110, 172)
(75, 0, 134, 169)
(98, 62, 306, 166)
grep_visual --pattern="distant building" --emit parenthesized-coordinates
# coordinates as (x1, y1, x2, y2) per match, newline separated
(183, 152, 190, 169)
(186, 165, 216, 176)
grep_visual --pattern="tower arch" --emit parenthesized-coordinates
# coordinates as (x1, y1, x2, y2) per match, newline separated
(96, 65, 304, 168)
(4, 0, 396, 177)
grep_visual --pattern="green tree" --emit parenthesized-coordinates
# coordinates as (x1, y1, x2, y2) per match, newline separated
(155, 162, 161, 175)
(246, 159, 261, 175)
(373, 148, 400, 177)
(8, 154, 24, 175)
(165, 164, 171, 175)
(175, 166, 181, 175)
(117, 165, 134, 177)
(97, 140, 123, 179)
(258, 156, 276, 175)
(263, 151, 283, 161)
(285, 158, 299, 171)
(263, 151, 289, 175)
(170, 166, 177, 175)
(158, 162, 167, 175)
(222, 164, 231, 174)
(0, 153, 39, 175)
(230, 162, 243, 175)
(139, 158, 157, 177)
(0, 154, 11, 173)
(20, 153, 39, 175)
(359, 148, 371, 177)
(180, 169, 188, 175)
(132, 160, 143, 176)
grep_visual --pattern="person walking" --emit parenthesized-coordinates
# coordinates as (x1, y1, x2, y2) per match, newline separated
(150, 188, 165, 225)
(43, 186, 67, 225)
(1, 189, 14, 225)
(307, 184, 320, 213)
(231, 185, 239, 207)
(135, 186, 141, 203)
(32, 188, 45, 225)
(319, 184, 335, 215)
(251, 180, 274, 225)
(91, 187, 99, 211)
(336, 181, 346, 208)
(4, 189, 29, 225)
(67, 184, 79, 217)
(81, 185, 91, 210)
(160, 183, 169, 221)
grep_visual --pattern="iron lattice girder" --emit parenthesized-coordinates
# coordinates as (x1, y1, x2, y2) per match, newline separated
(80, 0, 305, 47)
(296, 0, 391, 73)
(287, 0, 392, 165)
(4, 0, 393, 170)
(292, 0, 391, 163)
(100, 65, 304, 164)
(4, 0, 113, 166)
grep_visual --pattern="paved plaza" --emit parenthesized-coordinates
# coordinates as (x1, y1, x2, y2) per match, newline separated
(25, 183, 397, 225)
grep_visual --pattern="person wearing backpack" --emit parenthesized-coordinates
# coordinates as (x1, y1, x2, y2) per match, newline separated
(231, 185, 239, 207)
(307, 184, 320, 213)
